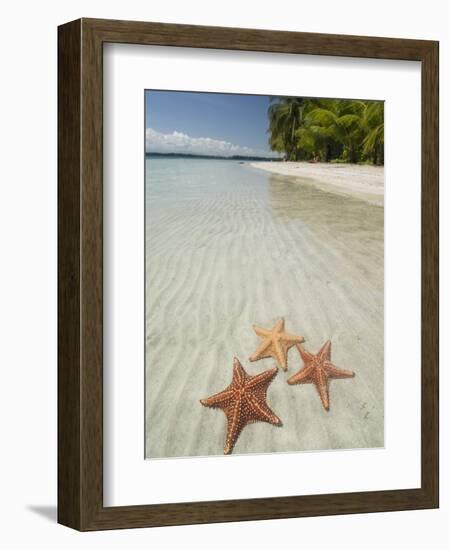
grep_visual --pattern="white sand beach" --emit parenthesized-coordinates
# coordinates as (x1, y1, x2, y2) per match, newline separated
(145, 158, 384, 459)
(250, 161, 384, 206)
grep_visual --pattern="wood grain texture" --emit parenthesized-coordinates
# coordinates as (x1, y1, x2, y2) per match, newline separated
(420, 40, 439, 506)
(79, 18, 104, 530)
(57, 18, 439, 531)
(57, 19, 81, 530)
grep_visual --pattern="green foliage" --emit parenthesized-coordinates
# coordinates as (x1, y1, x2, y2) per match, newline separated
(267, 97, 384, 165)
(267, 97, 308, 161)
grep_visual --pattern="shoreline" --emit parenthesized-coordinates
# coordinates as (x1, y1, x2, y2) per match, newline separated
(146, 159, 384, 458)
(249, 161, 384, 206)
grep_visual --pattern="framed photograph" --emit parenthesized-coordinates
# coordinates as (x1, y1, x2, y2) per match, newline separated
(58, 18, 439, 530)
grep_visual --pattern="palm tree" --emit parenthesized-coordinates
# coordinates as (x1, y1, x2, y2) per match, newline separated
(361, 102, 384, 165)
(305, 100, 365, 163)
(296, 124, 334, 161)
(267, 97, 309, 160)
(266, 97, 384, 165)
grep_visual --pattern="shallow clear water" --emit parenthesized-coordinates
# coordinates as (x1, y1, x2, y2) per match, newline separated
(145, 158, 384, 459)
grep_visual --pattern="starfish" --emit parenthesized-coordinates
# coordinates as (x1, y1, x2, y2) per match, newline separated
(249, 318, 304, 371)
(287, 340, 355, 411)
(200, 357, 282, 455)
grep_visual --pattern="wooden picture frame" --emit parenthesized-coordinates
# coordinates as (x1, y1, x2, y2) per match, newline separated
(58, 18, 439, 531)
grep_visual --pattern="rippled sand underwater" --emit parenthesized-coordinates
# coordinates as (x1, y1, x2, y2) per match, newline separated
(145, 158, 384, 459)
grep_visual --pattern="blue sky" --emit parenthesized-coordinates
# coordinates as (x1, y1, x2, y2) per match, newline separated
(145, 90, 279, 157)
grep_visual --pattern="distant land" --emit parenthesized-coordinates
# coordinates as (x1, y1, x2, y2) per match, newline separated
(145, 152, 281, 162)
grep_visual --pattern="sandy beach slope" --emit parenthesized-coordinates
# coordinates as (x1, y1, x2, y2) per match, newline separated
(250, 161, 384, 206)
(145, 158, 384, 459)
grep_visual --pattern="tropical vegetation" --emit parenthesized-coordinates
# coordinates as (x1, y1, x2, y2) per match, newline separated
(267, 97, 384, 165)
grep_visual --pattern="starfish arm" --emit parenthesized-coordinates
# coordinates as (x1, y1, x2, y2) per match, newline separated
(297, 344, 314, 364)
(287, 364, 315, 385)
(253, 325, 271, 337)
(324, 362, 355, 379)
(318, 340, 332, 362)
(247, 393, 282, 426)
(232, 357, 247, 384)
(274, 318, 285, 332)
(315, 370, 330, 410)
(281, 331, 305, 344)
(224, 399, 243, 455)
(273, 339, 287, 370)
(246, 367, 278, 390)
(249, 338, 272, 361)
(200, 388, 235, 409)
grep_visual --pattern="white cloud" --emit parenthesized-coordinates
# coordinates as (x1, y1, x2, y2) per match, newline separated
(145, 128, 279, 158)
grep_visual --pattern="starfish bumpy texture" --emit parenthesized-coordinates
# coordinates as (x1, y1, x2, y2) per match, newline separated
(249, 318, 305, 371)
(200, 357, 282, 454)
(287, 340, 355, 411)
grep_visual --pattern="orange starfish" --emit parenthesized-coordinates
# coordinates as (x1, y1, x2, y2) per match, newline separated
(200, 357, 282, 455)
(249, 318, 304, 370)
(287, 340, 355, 411)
